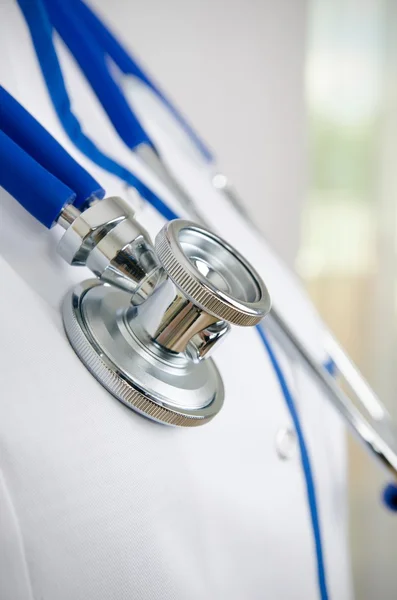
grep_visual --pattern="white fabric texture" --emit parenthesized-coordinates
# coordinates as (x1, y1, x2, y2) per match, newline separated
(0, 2, 352, 599)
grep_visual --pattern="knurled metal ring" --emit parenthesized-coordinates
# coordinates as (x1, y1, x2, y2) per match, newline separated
(62, 281, 221, 427)
(155, 220, 271, 326)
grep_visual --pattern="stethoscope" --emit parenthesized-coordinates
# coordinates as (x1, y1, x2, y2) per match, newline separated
(1, 85, 271, 427)
(2, 0, 397, 598)
(18, 0, 397, 489)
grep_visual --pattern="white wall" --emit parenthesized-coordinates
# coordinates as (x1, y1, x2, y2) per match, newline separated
(92, 0, 308, 266)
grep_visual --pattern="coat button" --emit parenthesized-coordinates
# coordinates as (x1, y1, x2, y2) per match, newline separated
(275, 427, 297, 460)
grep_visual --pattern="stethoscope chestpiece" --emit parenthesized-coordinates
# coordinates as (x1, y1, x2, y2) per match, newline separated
(60, 200, 270, 426)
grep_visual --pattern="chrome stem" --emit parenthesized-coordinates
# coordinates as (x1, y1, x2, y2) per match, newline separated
(57, 203, 81, 229)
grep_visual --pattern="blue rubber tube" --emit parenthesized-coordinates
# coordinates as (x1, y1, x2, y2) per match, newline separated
(256, 326, 329, 600)
(0, 130, 75, 227)
(383, 483, 397, 512)
(0, 86, 104, 209)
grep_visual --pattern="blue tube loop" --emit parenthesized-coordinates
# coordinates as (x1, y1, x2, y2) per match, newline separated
(42, 0, 152, 152)
(68, 0, 213, 162)
(16, 0, 178, 222)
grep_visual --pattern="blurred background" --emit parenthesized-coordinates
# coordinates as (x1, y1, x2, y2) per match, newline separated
(92, 0, 396, 597)
(301, 1, 397, 599)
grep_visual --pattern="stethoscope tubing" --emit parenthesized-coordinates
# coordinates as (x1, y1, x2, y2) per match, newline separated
(0, 86, 104, 226)
(64, 0, 214, 162)
(267, 309, 397, 479)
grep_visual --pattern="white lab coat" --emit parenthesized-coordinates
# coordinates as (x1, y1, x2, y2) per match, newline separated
(0, 2, 352, 599)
